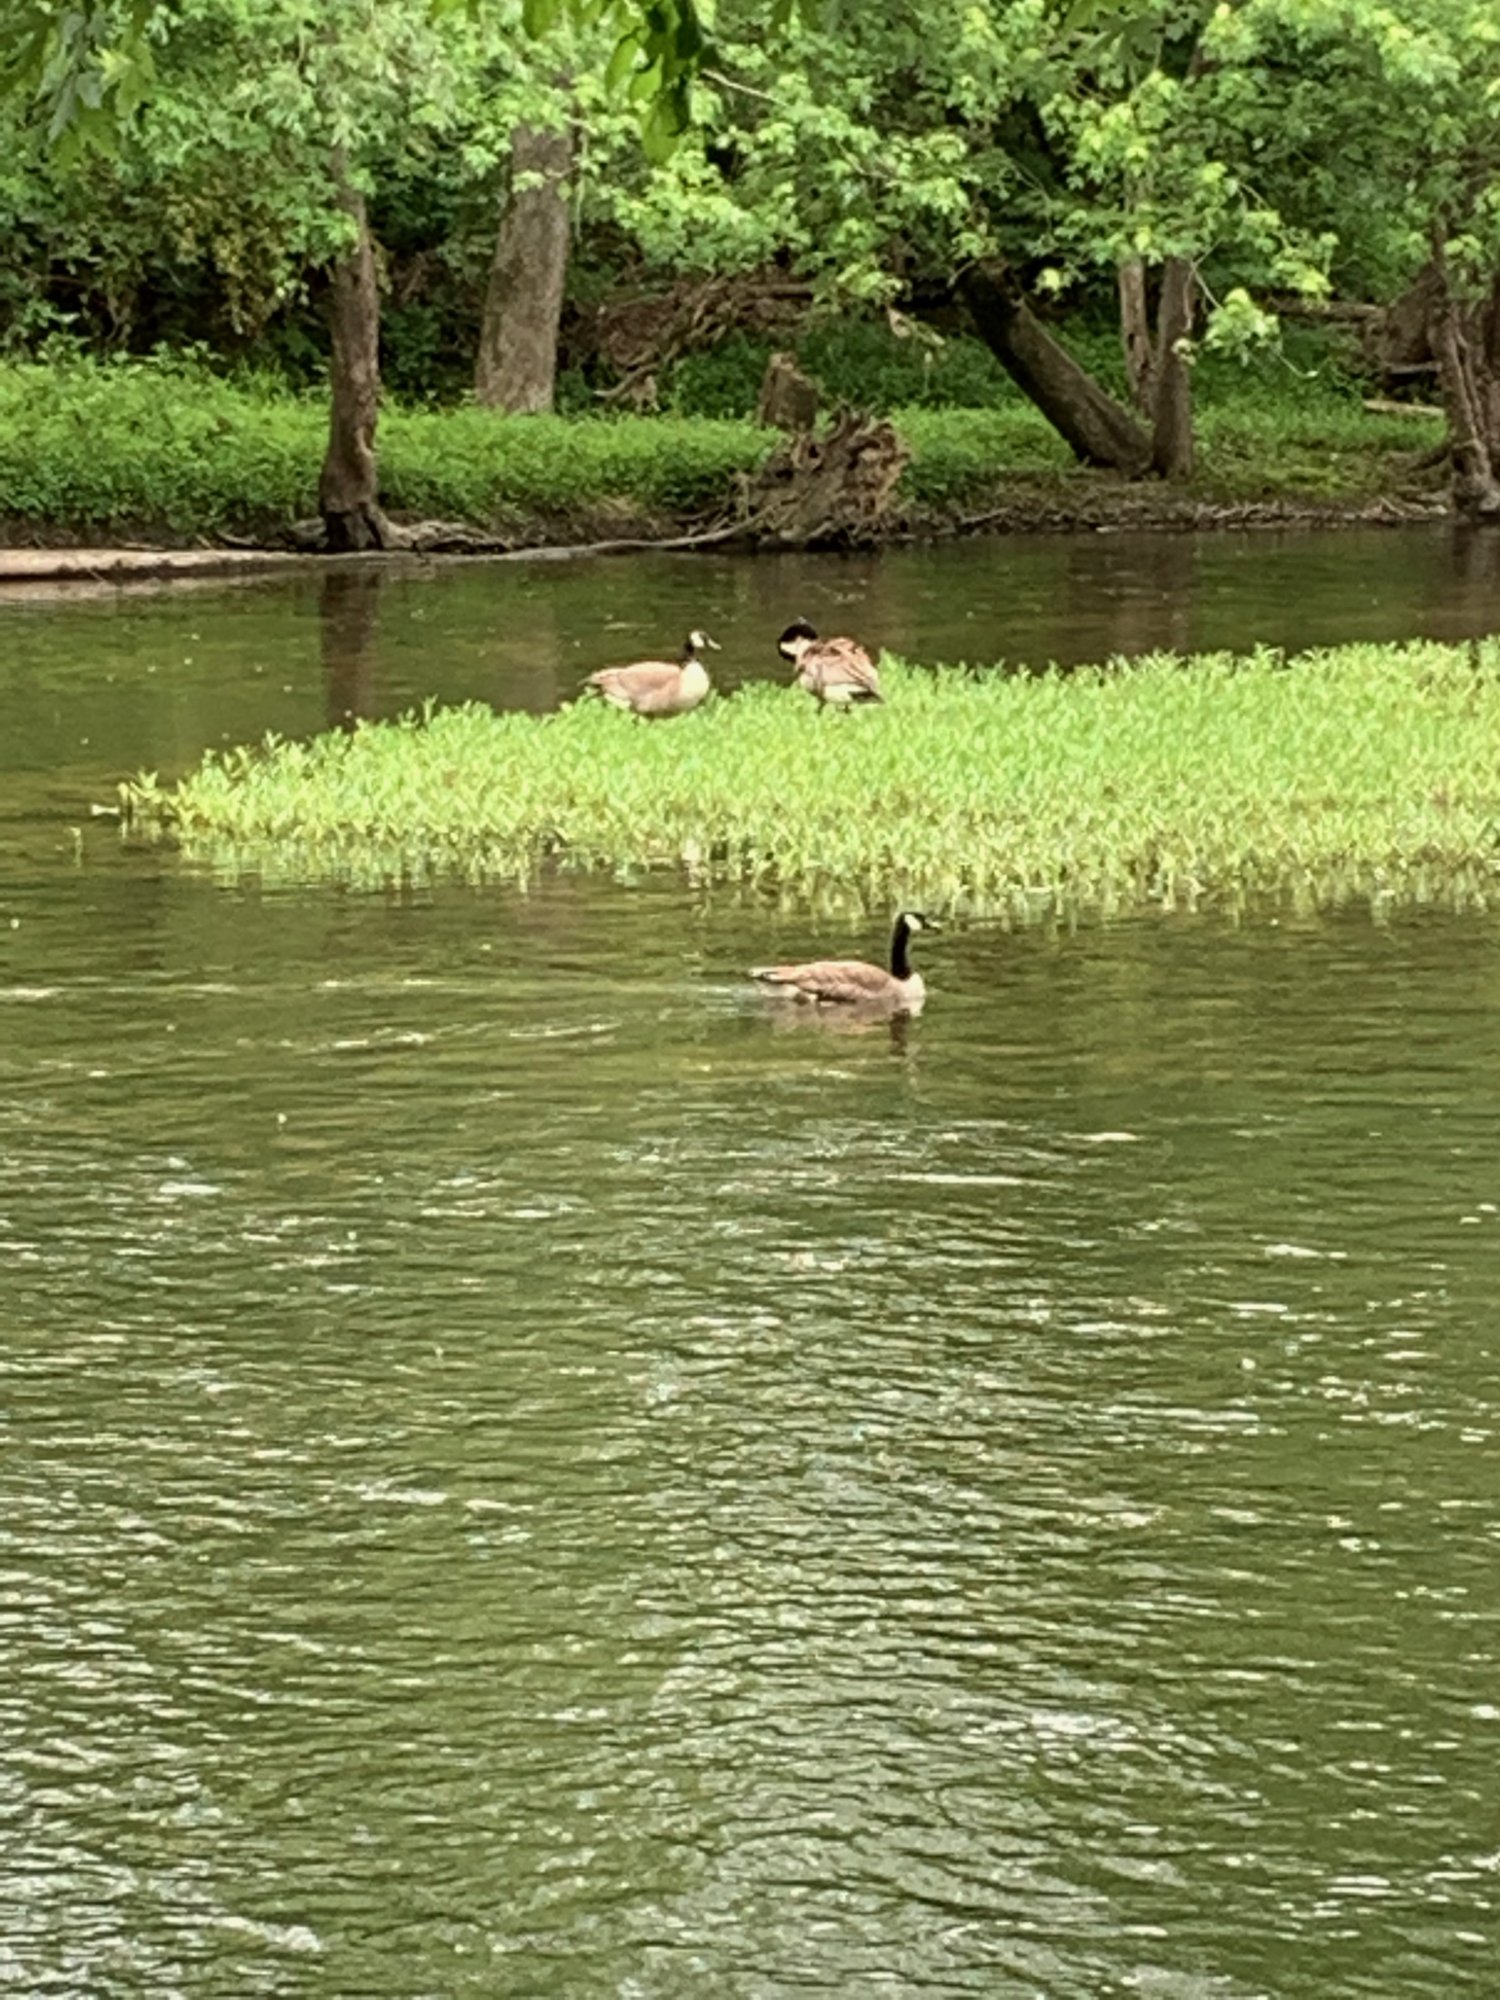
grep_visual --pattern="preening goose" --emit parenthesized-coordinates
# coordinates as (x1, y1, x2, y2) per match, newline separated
(777, 619, 884, 706)
(751, 911, 935, 1012)
(585, 629, 719, 717)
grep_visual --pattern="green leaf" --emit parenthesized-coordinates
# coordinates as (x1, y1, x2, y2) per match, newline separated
(605, 31, 642, 93)
(629, 56, 665, 104)
(641, 82, 689, 160)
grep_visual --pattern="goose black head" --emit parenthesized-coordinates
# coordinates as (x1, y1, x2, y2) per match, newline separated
(777, 618, 819, 660)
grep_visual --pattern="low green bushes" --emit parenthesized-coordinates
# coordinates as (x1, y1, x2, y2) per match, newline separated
(0, 358, 771, 533)
(0, 357, 320, 531)
(379, 403, 766, 517)
(0, 353, 1441, 538)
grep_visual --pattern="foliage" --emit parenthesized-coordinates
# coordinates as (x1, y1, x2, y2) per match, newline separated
(0, 356, 768, 527)
(0, 0, 1495, 496)
(123, 638, 1500, 915)
(0, 0, 740, 150)
(1206, 0, 1500, 302)
(0, 0, 160, 150)
(661, 323, 1018, 419)
(2, 0, 1490, 390)
(0, 353, 1438, 531)
(588, 0, 1346, 325)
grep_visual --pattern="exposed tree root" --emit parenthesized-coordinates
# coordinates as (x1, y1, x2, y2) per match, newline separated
(740, 409, 909, 546)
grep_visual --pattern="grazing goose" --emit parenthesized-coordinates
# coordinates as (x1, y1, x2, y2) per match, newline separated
(751, 911, 936, 1012)
(777, 619, 884, 706)
(585, 629, 719, 717)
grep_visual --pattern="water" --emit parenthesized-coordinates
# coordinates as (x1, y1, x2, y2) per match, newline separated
(3, 531, 1500, 1997)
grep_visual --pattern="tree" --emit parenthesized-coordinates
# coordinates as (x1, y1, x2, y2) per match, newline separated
(320, 152, 389, 549)
(0, 0, 746, 539)
(476, 117, 573, 410)
(1191, 0, 1500, 514)
(463, 40, 591, 415)
(578, 0, 1341, 479)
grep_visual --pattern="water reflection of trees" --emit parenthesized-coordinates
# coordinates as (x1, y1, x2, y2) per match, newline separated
(321, 569, 382, 731)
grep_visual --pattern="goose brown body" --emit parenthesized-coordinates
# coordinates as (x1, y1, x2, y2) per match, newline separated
(751, 912, 933, 1012)
(777, 620, 883, 706)
(586, 629, 718, 716)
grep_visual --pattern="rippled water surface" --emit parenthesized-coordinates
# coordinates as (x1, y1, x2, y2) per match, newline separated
(3, 534, 1500, 1996)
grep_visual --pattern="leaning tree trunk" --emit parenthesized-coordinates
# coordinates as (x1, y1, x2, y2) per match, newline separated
(1428, 244, 1500, 519)
(960, 260, 1153, 474)
(319, 155, 395, 552)
(1150, 256, 1196, 481)
(475, 122, 573, 413)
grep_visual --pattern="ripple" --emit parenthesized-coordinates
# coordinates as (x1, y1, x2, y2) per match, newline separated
(2, 888, 1499, 1995)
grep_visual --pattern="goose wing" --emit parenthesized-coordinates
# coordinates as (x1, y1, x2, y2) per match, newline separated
(751, 956, 895, 1003)
(806, 638, 882, 699)
(586, 660, 679, 708)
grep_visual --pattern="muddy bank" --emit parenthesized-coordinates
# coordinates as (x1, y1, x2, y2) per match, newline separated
(0, 478, 1456, 586)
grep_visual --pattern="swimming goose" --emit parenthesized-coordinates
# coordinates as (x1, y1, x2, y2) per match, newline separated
(751, 911, 935, 1011)
(585, 629, 719, 716)
(777, 619, 883, 706)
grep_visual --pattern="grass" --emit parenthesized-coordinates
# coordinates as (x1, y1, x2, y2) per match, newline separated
(0, 352, 1442, 537)
(0, 358, 768, 534)
(122, 639, 1500, 915)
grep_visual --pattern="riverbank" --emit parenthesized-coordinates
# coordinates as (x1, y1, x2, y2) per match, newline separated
(0, 359, 1449, 557)
(121, 639, 1500, 914)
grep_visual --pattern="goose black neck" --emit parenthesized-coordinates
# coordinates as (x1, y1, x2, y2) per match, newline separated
(889, 917, 912, 980)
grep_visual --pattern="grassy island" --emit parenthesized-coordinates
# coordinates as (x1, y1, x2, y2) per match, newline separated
(122, 639, 1500, 916)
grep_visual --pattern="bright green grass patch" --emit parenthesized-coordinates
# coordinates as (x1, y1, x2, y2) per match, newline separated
(123, 640, 1500, 915)
(0, 357, 1441, 533)
(0, 360, 769, 532)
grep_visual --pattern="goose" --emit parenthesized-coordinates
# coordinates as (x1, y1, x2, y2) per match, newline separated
(585, 629, 719, 717)
(777, 619, 883, 706)
(751, 911, 936, 1012)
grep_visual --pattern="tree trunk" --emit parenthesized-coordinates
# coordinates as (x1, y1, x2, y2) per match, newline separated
(960, 260, 1153, 474)
(475, 122, 573, 413)
(755, 350, 820, 431)
(1372, 256, 1442, 384)
(319, 155, 394, 552)
(1119, 257, 1155, 415)
(1428, 245, 1500, 519)
(1150, 256, 1195, 480)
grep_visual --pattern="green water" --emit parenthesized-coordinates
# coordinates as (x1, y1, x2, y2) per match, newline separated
(3, 534, 1500, 1997)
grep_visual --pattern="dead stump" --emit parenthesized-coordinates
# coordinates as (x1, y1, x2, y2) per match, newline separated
(755, 351, 820, 431)
(745, 409, 909, 547)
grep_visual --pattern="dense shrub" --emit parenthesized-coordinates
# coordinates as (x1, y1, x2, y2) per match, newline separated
(0, 350, 1439, 536)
